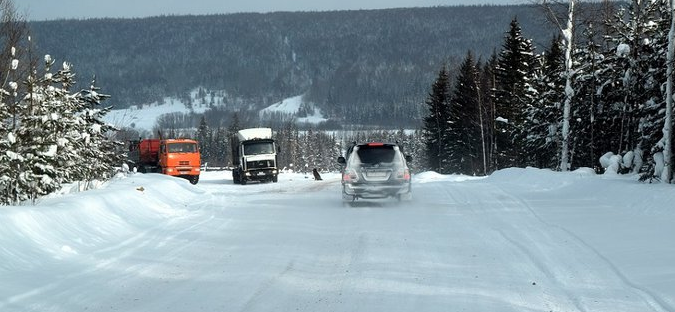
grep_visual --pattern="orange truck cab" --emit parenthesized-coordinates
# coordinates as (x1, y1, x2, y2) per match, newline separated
(158, 139, 201, 184)
(128, 138, 201, 184)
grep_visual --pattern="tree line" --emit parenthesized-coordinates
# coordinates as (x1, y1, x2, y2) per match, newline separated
(161, 114, 426, 175)
(421, 0, 674, 183)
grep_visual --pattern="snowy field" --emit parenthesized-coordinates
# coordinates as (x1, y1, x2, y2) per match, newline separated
(0, 168, 674, 312)
(106, 92, 326, 132)
(105, 100, 211, 132)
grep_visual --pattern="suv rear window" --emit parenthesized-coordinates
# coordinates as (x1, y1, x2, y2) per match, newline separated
(355, 145, 397, 164)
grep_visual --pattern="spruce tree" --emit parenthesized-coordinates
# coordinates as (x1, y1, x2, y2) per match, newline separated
(214, 127, 229, 167)
(448, 51, 483, 175)
(494, 18, 537, 169)
(74, 77, 121, 183)
(570, 24, 600, 170)
(197, 116, 210, 166)
(0, 44, 21, 204)
(422, 65, 452, 173)
(526, 36, 565, 170)
(15, 56, 64, 200)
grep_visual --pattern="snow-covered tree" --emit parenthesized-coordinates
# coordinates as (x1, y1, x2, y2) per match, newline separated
(74, 77, 122, 183)
(525, 36, 565, 170)
(494, 18, 538, 169)
(598, 0, 668, 175)
(13, 56, 65, 200)
(0, 52, 120, 204)
(0, 48, 21, 204)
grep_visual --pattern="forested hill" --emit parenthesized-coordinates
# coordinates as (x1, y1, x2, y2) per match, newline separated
(30, 5, 553, 127)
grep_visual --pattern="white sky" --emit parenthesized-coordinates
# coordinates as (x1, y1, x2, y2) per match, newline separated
(18, 0, 522, 21)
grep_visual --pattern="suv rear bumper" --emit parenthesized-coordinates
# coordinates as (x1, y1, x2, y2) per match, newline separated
(343, 182, 411, 199)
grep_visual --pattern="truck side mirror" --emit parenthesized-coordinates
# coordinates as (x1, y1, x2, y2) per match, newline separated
(405, 155, 413, 162)
(337, 156, 346, 164)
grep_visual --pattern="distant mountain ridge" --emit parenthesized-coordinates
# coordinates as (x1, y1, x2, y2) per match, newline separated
(30, 5, 554, 127)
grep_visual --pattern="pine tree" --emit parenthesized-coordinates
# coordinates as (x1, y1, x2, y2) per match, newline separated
(526, 36, 565, 170)
(14, 56, 64, 200)
(447, 51, 483, 175)
(571, 23, 604, 170)
(73, 76, 121, 183)
(197, 116, 210, 166)
(214, 127, 229, 167)
(422, 65, 452, 173)
(494, 18, 537, 169)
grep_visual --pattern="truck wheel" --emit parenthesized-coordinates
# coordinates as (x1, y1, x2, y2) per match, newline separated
(232, 171, 240, 184)
(190, 175, 199, 185)
(241, 177, 247, 185)
(272, 176, 278, 183)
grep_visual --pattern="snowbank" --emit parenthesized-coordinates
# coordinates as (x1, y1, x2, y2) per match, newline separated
(0, 173, 199, 272)
(413, 171, 485, 183)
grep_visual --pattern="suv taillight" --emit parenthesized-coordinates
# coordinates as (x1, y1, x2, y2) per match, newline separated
(396, 168, 411, 181)
(343, 169, 359, 182)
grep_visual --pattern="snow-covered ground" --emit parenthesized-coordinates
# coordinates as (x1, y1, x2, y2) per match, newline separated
(1, 168, 674, 312)
(105, 98, 212, 132)
(106, 92, 327, 132)
(259, 95, 328, 124)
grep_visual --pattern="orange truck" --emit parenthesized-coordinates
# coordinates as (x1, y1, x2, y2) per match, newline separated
(128, 138, 201, 184)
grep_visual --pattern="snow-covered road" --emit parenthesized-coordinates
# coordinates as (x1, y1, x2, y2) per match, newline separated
(1, 169, 673, 312)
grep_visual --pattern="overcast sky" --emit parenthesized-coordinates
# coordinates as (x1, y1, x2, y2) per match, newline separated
(18, 0, 522, 21)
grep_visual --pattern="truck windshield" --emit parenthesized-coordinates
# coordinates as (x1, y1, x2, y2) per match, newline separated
(243, 142, 274, 155)
(168, 143, 197, 153)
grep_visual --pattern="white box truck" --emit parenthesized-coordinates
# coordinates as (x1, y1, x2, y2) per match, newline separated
(231, 128, 279, 184)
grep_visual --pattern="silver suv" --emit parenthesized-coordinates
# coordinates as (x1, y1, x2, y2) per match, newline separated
(337, 142, 412, 202)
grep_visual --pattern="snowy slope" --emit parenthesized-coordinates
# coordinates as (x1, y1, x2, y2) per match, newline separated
(106, 93, 327, 132)
(105, 98, 211, 131)
(0, 168, 673, 312)
(259, 94, 328, 124)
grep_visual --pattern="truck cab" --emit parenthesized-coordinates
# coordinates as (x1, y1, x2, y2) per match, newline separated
(158, 139, 201, 184)
(231, 128, 279, 185)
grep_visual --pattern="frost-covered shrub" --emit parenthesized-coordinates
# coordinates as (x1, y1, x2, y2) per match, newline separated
(599, 152, 622, 174)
